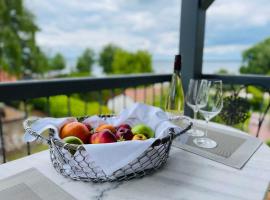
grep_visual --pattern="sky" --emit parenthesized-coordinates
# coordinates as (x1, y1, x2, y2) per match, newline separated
(24, 0, 270, 73)
(205, 0, 270, 60)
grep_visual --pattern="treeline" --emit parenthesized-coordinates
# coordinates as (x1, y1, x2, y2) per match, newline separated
(98, 44, 152, 74)
(61, 44, 153, 77)
(32, 44, 153, 77)
(0, 0, 152, 78)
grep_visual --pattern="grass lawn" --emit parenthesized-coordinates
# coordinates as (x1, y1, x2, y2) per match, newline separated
(30, 95, 111, 117)
(6, 143, 48, 162)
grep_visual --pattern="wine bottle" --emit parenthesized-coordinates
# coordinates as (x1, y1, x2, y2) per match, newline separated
(165, 54, 185, 115)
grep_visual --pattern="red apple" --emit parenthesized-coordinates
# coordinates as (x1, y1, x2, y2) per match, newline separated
(95, 124, 116, 133)
(115, 127, 134, 141)
(117, 124, 131, 130)
(82, 122, 92, 132)
(90, 129, 117, 144)
(88, 133, 92, 144)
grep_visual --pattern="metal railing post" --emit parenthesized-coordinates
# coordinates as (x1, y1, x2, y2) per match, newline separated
(23, 100, 31, 155)
(0, 117, 6, 163)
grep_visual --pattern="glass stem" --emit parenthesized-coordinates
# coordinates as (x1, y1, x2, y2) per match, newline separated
(205, 119, 209, 137)
(193, 110, 198, 132)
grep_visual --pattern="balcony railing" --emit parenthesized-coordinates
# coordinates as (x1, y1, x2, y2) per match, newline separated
(0, 73, 270, 164)
(0, 74, 171, 163)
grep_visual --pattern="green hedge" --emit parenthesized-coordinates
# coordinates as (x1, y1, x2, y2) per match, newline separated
(29, 95, 110, 117)
(246, 86, 264, 111)
(266, 140, 270, 147)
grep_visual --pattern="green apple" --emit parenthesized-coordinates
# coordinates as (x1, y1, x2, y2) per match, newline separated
(63, 136, 83, 145)
(63, 136, 83, 155)
(131, 124, 154, 138)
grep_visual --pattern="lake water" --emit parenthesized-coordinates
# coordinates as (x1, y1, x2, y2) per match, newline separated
(90, 60, 241, 77)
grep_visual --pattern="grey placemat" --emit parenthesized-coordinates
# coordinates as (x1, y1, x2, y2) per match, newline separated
(173, 123, 262, 169)
(0, 168, 76, 200)
(185, 131, 246, 158)
(0, 183, 42, 200)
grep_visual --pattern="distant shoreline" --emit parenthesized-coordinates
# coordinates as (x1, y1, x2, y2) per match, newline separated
(63, 59, 241, 77)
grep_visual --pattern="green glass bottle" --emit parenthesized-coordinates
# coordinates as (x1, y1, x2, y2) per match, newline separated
(165, 54, 185, 116)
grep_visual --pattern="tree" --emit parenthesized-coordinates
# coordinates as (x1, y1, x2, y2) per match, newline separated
(240, 37, 270, 75)
(215, 68, 229, 75)
(76, 48, 95, 73)
(50, 53, 65, 70)
(0, 0, 48, 76)
(111, 49, 132, 74)
(33, 47, 49, 75)
(99, 44, 120, 74)
(111, 49, 153, 74)
(239, 37, 270, 137)
(134, 50, 152, 73)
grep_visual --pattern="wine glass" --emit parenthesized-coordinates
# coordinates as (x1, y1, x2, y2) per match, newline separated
(185, 79, 208, 136)
(193, 80, 223, 149)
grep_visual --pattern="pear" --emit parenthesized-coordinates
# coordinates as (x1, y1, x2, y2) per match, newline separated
(132, 134, 147, 141)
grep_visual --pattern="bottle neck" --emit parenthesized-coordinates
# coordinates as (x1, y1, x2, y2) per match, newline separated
(174, 69, 181, 75)
(174, 54, 182, 71)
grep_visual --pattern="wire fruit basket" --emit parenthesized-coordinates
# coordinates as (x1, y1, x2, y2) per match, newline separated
(23, 115, 192, 183)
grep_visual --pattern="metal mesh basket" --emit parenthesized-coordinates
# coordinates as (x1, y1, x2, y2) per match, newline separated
(24, 115, 192, 182)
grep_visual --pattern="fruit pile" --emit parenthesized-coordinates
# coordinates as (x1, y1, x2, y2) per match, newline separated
(60, 121, 154, 145)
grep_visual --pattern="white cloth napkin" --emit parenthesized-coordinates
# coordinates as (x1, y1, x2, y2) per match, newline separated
(24, 117, 77, 142)
(24, 103, 184, 176)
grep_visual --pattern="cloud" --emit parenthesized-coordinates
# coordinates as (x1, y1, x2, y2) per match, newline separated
(61, 0, 122, 12)
(37, 28, 151, 50)
(124, 12, 156, 31)
(25, 0, 181, 60)
(36, 26, 176, 60)
(204, 0, 270, 60)
(204, 44, 250, 55)
(25, 0, 270, 63)
(207, 0, 270, 28)
(153, 32, 179, 56)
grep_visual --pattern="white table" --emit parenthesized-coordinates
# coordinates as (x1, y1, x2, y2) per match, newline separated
(0, 126, 270, 200)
